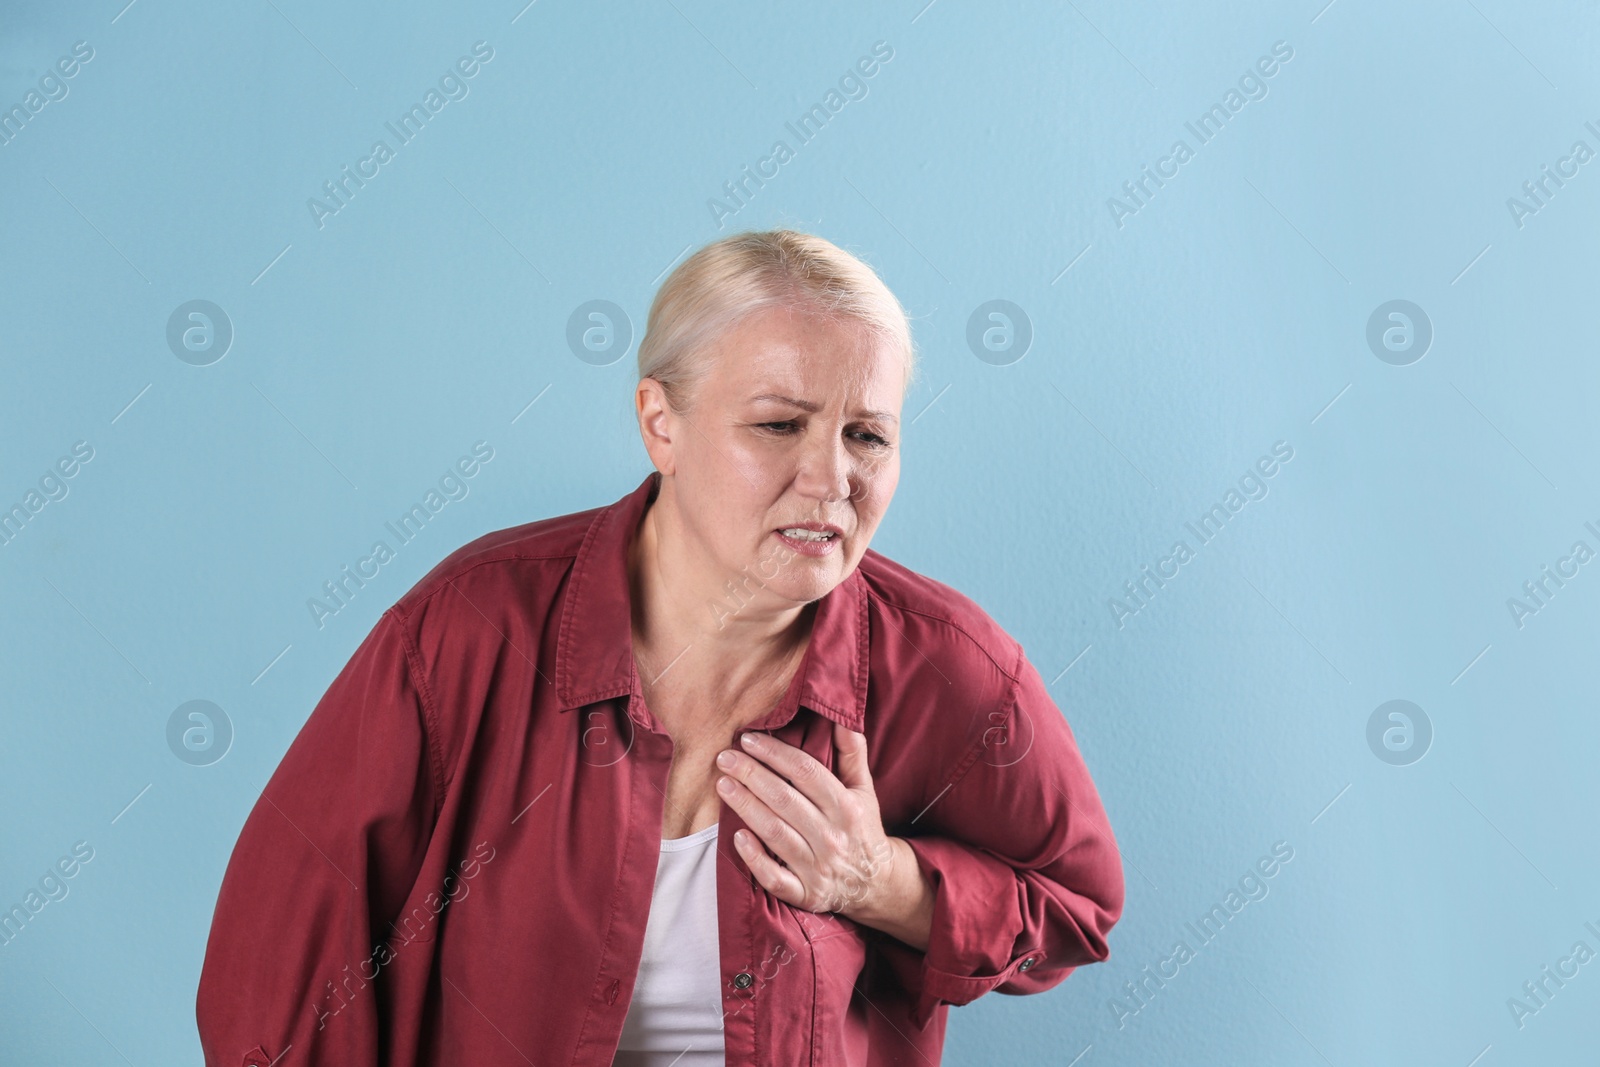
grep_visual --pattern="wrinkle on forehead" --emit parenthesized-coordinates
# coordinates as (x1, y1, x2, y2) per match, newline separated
(700, 306, 906, 417)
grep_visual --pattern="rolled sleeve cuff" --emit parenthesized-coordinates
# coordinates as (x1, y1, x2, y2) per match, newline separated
(878, 835, 1046, 1029)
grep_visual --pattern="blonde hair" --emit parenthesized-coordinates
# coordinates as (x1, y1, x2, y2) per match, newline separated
(636, 229, 917, 413)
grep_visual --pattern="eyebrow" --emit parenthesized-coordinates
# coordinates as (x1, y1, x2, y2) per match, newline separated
(748, 393, 900, 424)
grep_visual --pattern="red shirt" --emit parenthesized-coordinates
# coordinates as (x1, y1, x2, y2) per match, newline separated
(196, 472, 1124, 1066)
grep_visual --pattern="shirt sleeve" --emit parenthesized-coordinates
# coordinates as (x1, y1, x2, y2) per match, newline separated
(877, 643, 1125, 1029)
(196, 607, 444, 1067)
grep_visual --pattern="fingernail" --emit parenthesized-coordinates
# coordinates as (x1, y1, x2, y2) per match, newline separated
(741, 732, 761, 749)
(717, 776, 735, 793)
(716, 749, 736, 769)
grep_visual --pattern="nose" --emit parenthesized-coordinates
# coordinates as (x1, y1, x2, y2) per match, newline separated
(794, 427, 853, 506)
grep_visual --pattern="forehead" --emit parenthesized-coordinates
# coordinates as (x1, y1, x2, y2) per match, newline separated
(706, 305, 904, 401)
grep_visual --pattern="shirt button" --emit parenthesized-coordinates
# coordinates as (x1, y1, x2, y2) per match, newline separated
(732, 971, 754, 989)
(1019, 956, 1037, 971)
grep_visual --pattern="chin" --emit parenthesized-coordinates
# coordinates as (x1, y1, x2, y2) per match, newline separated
(765, 565, 845, 605)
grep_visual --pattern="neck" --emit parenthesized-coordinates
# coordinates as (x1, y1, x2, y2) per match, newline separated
(628, 479, 815, 727)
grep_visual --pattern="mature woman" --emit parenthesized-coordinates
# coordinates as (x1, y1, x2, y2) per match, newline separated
(196, 230, 1124, 1065)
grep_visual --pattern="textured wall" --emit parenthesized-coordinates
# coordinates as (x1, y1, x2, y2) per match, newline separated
(2, 1, 1596, 1063)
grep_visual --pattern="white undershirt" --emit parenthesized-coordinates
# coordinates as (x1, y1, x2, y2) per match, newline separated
(612, 822, 726, 1066)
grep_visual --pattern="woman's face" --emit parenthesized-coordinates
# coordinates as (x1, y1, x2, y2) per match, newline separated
(643, 302, 904, 608)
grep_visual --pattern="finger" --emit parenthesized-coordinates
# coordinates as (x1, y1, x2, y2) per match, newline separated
(717, 775, 815, 870)
(738, 731, 846, 819)
(733, 828, 808, 908)
(718, 748, 830, 842)
(832, 723, 873, 792)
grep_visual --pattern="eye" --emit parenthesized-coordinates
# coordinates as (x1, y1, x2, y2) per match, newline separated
(851, 430, 891, 448)
(757, 421, 798, 434)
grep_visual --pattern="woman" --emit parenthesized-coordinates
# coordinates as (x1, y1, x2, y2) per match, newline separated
(196, 230, 1124, 1066)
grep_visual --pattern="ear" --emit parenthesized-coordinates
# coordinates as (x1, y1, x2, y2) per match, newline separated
(635, 377, 678, 476)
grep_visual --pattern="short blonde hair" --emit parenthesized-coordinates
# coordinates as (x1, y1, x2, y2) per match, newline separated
(636, 229, 917, 413)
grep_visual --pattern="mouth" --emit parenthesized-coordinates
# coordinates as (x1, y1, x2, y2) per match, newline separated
(774, 523, 843, 556)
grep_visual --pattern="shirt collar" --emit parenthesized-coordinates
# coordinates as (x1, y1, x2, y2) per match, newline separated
(554, 471, 869, 731)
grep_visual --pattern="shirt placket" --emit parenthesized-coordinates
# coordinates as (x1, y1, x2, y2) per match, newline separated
(717, 817, 761, 1062)
(570, 694, 670, 1065)
(577, 681, 772, 1064)
(718, 707, 835, 1063)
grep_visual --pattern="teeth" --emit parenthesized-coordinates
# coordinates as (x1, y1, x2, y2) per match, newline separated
(781, 528, 834, 541)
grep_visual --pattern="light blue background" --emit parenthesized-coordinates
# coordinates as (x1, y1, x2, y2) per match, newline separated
(3, 0, 1598, 1063)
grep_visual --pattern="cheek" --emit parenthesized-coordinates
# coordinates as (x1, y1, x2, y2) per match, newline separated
(853, 459, 898, 508)
(715, 435, 790, 491)
(849, 490, 893, 537)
